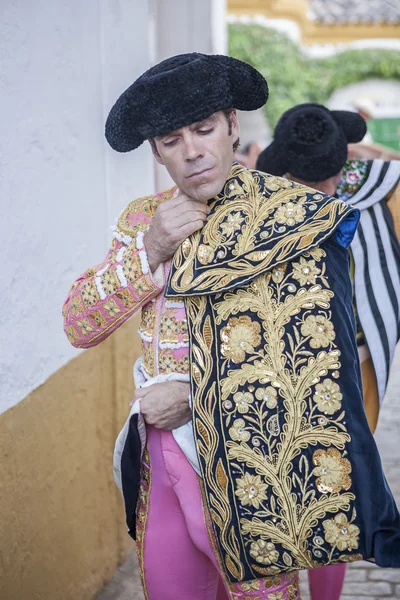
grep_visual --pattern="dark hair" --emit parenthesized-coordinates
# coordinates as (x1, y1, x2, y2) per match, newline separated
(149, 138, 158, 154)
(223, 109, 240, 152)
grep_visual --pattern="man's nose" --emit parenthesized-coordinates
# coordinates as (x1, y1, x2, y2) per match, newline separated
(183, 135, 204, 161)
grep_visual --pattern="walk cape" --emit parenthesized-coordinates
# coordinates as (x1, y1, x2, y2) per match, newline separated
(118, 164, 400, 587)
(164, 164, 400, 583)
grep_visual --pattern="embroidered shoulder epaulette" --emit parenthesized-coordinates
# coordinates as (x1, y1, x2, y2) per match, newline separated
(113, 186, 178, 245)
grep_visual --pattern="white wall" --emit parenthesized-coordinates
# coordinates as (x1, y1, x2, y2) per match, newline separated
(153, 0, 226, 61)
(303, 38, 400, 59)
(328, 79, 400, 117)
(0, 0, 154, 413)
(151, 0, 228, 191)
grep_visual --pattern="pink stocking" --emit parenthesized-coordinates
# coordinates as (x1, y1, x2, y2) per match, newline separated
(308, 564, 347, 600)
(216, 579, 229, 600)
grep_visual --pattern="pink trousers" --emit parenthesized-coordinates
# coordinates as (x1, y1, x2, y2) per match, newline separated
(308, 564, 346, 600)
(136, 426, 301, 600)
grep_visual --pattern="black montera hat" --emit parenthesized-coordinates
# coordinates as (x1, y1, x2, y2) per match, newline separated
(256, 103, 366, 181)
(105, 53, 269, 152)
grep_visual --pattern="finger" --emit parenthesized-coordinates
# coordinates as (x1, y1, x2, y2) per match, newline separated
(183, 202, 210, 217)
(159, 195, 191, 212)
(176, 220, 205, 237)
(167, 208, 208, 227)
(183, 199, 210, 212)
(175, 207, 209, 221)
(133, 387, 148, 401)
(166, 198, 210, 216)
(139, 396, 150, 414)
(157, 205, 209, 233)
(172, 211, 208, 228)
(142, 413, 156, 426)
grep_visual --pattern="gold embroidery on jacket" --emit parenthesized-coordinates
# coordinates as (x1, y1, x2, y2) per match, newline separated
(81, 279, 100, 307)
(139, 302, 156, 339)
(158, 350, 189, 375)
(122, 254, 142, 284)
(142, 344, 156, 378)
(131, 278, 152, 299)
(116, 289, 135, 308)
(159, 308, 189, 346)
(89, 310, 107, 327)
(100, 268, 121, 295)
(66, 325, 79, 344)
(116, 187, 177, 239)
(76, 318, 95, 335)
(103, 298, 121, 318)
(70, 296, 84, 316)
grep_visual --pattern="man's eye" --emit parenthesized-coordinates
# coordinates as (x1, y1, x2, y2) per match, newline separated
(198, 128, 214, 135)
(163, 139, 177, 147)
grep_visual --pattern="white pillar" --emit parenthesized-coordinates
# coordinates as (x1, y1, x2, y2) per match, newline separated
(212, 0, 228, 55)
(152, 0, 228, 191)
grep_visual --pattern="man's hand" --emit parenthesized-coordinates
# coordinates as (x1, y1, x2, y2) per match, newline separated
(144, 194, 210, 272)
(133, 381, 192, 430)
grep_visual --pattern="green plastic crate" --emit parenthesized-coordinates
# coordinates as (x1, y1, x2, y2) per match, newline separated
(368, 118, 400, 152)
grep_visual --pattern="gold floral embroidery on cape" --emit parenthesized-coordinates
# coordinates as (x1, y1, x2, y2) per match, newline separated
(167, 164, 355, 296)
(185, 248, 360, 582)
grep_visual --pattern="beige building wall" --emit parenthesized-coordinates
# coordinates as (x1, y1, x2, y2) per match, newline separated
(0, 318, 140, 599)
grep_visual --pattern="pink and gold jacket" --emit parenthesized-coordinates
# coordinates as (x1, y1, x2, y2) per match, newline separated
(62, 186, 190, 379)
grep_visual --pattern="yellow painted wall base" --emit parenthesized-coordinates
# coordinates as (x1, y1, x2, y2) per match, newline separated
(0, 316, 142, 600)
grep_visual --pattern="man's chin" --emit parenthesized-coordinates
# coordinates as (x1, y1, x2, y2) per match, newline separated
(186, 180, 224, 203)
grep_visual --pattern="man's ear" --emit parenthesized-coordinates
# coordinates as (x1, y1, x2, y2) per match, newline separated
(149, 139, 165, 165)
(230, 110, 240, 144)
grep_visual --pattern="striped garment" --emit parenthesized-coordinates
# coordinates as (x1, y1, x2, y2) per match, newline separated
(337, 159, 400, 402)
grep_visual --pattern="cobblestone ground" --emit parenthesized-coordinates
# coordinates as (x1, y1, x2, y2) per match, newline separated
(96, 348, 400, 600)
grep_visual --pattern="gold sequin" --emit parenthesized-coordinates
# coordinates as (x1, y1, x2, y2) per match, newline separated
(220, 316, 261, 364)
(197, 244, 215, 265)
(312, 448, 352, 493)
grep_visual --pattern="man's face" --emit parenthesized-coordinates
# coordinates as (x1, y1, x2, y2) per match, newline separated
(151, 111, 240, 203)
